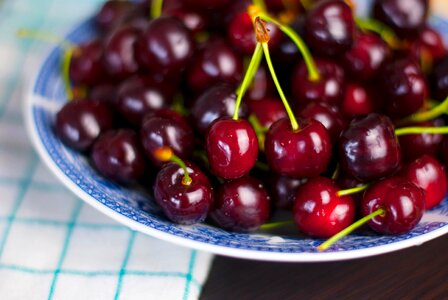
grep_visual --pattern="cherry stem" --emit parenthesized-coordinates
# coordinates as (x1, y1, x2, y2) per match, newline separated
(62, 48, 75, 101)
(355, 17, 400, 49)
(252, 0, 267, 12)
(337, 184, 369, 197)
(151, 0, 164, 19)
(259, 13, 321, 82)
(331, 164, 340, 180)
(248, 114, 269, 151)
(154, 147, 192, 186)
(395, 126, 448, 136)
(397, 95, 448, 126)
(317, 208, 385, 251)
(260, 220, 294, 230)
(233, 43, 263, 120)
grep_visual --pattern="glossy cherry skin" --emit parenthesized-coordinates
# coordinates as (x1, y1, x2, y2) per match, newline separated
(69, 39, 105, 86)
(55, 99, 114, 152)
(227, 12, 282, 56)
(103, 24, 141, 80)
(342, 31, 390, 82)
(403, 155, 448, 209)
(95, 0, 135, 32)
(429, 55, 448, 101)
(361, 177, 425, 234)
(268, 175, 307, 210)
(373, 0, 429, 39)
(187, 38, 243, 94)
(247, 97, 286, 129)
(116, 76, 174, 126)
(410, 26, 446, 68)
(91, 129, 146, 183)
(293, 177, 355, 238)
(154, 162, 213, 225)
(191, 84, 248, 135)
(380, 58, 427, 118)
(265, 118, 332, 178)
(304, 0, 355, 56)
(164, 6, 208, 34)
(140, 116, 194, 167)
(291, 58, 345, 107)
(339, 113, 401, 182)
(341, 82, 376, 117)
(211, 177, 270, 232)
(206, 118, 258, 180)
(135, 17, 194, 79)
(299, 102, 347, 143)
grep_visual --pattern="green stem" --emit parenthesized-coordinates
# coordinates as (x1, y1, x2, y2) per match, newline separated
(233, 43, 263, 120)
(62, 48, 74, 101)
(248, 114, 269, 151)
(317, 208, 385, 251)
(397, 96, 448, 126)
(337, 184, 369, 197)
(260, 220, 294, 230)
(171, 154, 192, 186)
(16, 29, 74, 50)
(150, 0, 164, 19)
(331, 164, 340, 180)
(259, 13, 320, 82)
(255, 160, 270, 171)
(262, 43, 299, 131)
(395, 126, 448, 136)
(355, 17, 399, 48)
(252, 0, 267, 12)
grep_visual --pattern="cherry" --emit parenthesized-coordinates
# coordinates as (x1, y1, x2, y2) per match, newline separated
(379, 58, 427, 118)
(304, 0, 355, 56)
(429, 55, 448, 102)
(95, 0, 135, 32)
(373, 0, 429, 39)
(211, 177, 270, 232)
(69, 39, 105, 86)
(291, 58, 345, 107)
(247, 97, 286, 128)
(91, 129, 146, 183)
(299, 102, 347, 143)
(184, 0, 232, 10)
(409, 26, 446, 69)
(342, 31, 390, 82)
(135, 17, 194, 80)
(164, 5, 209, 34)
(265, 118, 332, 178)
(116, 75, 174, 126)
(191, 84, 248, 135)
(403, 155, 447, 209)
(140, 116, 194, 167)
(293, 177, 355, 238)
(154, 149, 213, 225)
(55, 99, 114, 152)
(187, 37, 243, 94)
(89, 83, 118, 106)
(245, 65, 274, 102)
(339, 113, 401, 182)
(267, 175, 307, 210)
(361, 176, 425, 234)
(341, 82, 376, 117)
(103, 24, 141, 80)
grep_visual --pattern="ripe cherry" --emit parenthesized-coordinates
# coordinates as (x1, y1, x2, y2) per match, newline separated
(341, 82, 376, 118)
(211, 177, 270, 232)
(95, 0, 135, 32)
(409, 25, 446, 69)
(91, 129, 146, 183)
(184, 0, 232, 10)
(89, 83, 118, 106)
(268, 175, 307, 210)
(429, 55, 448, 102)
(247, 97, 286, 129)
(164, 5, 208, 34)
(69, 39, 105, 86)
(293, 177, 355, 238)
(245, 65, 274, 102)
(55, 99, 114, 152)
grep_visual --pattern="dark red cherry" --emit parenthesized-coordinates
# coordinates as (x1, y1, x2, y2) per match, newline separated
(164, 6, 208, 34)
(191, 84, 248, 135)
(403, 155, 447, 209)
(246, 65, 274, 102)
(304, 0, 355, 56)
(341, 82, 376, 117)
(154, 162, 213, 225)
(342, 31, 390, 81)
(144, 109, 191, 132)
(398, 120, 444, 162)
(429, 55, 448, 101)
(89, 83, 118, 106)
(95, 0, 135, 32)
(211, 177, 270, 232)
(135, 17, 194, 79)
(299, 102, 347, 143)
(140, 116, 194, 167)
(55, 99, 113, 152)
(410, 26, 446, 68)
(268, 175, 307, 210)
(361, 176, 425, 234)
(291, 58, 345, 107)
(293, 177, 355, 238)
(265, 118, 332, 178)
(206, 118, 258, 179)
(380, 58, 427, 118)
(91, 129, 146, 183)
(247, 97, 286, 128)
(373, 0, 429, 39)
(187, 38, 243, 94)
(69, 39, 105, 86)
(184, 0, 232, 10)
(116, 76, 174, 126)
(339, 113, 401, 182)
(227, 12, 282, 55)
(103, 24, 141, 80)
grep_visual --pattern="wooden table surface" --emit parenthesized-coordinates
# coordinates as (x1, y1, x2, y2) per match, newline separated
(200, 234, 448, 299)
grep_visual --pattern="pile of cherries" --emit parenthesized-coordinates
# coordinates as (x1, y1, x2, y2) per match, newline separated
(50, 0, 448, 250)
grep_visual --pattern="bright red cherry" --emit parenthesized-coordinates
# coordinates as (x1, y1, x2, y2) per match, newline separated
(268, 175, 307, 210)
(91, 129, 146, 183)
(265, 118, 332, 178)
(304, 0, 355, 56)
(361, 177, 425, 234)
(211, 177, 270, 232)
(341, 82, 376, 118)
(206, 118, 258, 179)
(339, 113, 401, 182)
(247, 97, 286, 129)
(403, 155, 447, 209)
(69, 39, 105, 86)
(293, 177, 355, 238)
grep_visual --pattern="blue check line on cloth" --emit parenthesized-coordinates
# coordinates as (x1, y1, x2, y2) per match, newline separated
(183, 250, 198, 300)
(114, 231, 137, 300)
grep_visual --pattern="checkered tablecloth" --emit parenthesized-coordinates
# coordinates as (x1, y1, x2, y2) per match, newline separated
(0, 0, 212, 299)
